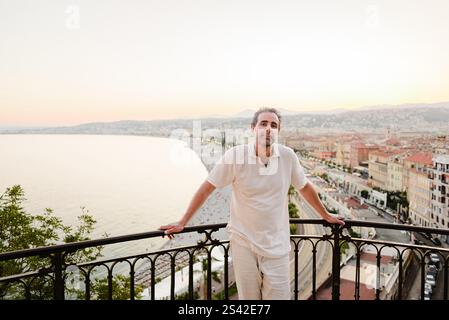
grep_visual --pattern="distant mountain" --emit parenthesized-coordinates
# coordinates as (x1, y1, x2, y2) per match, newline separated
(0, 125, 47, 130)
(232, 101, 449, 117)
(356, 101, 449, 111)
(278, 108, 302, 116)
(232, 109, 256, 118)
(232, 107, 301, 118)
(2, 101, 449, 136)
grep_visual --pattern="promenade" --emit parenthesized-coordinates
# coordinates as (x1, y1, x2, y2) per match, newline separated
(135, 146, 232, 292)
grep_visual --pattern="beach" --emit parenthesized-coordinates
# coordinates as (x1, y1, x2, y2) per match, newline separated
(135, 149, 232, 287)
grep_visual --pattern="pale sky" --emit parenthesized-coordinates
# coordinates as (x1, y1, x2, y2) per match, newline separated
(1, 0, 449, 126)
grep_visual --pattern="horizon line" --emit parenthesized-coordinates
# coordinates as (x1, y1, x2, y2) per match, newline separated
(2, 99, 449, 128)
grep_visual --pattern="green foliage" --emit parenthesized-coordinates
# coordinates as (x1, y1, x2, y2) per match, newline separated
(0, 185, 136, 300)
(289, 224, 297, 234)
(319, 173, 329, 182)
(386, 190, 408, 211)
(288, 203, 299, 218)
(199, 257, 222, 284)
(176, 290, 200, 300)
(288, 202, 300, 234)
(212, 283, 237, 300)
(348, 228, 361, 238)
(192, 253, 223, 299)
(339, 241, 349, 256)
(288, 185, 297, 202)
(79, 274, 144, 300)
(360, 190, 369, 199)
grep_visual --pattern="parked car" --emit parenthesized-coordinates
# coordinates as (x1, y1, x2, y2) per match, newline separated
(420, 232, 432, 240)
(424, 282, 433, 294)
(429, 253, 440, 264)
(427, 265, 438, 277)
(426, 274, 436, 287)
(430, 237, 442, 246)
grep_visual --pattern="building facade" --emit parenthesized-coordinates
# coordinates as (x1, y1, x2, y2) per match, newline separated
(387, 158, 404, 192)
(431, 155, 449, 238)
(409, 168, 432, 227)
(350, 143, 378, 168)
(403, 152, 433, 202)
(369, 151, 403, 190)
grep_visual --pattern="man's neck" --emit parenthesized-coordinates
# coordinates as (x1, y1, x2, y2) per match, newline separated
(255, 143, 272, 158)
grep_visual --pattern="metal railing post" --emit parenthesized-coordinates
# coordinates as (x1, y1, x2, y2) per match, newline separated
(52, 252, 65, 300)
(331, 224, 341, 301)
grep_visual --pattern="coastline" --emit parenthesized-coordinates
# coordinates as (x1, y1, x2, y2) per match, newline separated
(135, 148, 232, 286)
(159, 154, 231, 250)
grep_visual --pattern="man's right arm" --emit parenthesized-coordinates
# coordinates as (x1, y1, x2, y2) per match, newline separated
(158, 180, 216, 238)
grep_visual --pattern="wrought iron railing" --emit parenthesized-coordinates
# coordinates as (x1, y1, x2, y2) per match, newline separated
(1, 219, 448, 300)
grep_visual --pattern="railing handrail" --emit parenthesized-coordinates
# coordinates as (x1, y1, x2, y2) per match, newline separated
(294, 218, 449, 235)
(324, 218, 449, 235)
(1, 219, 449, 300)
(1, 219, 448, 261)
(0, 223, 226, 261)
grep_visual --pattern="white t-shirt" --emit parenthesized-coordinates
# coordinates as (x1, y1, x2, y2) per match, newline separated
(206, 143, 309, 258)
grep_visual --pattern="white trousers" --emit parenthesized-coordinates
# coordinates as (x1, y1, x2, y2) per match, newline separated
(230, 240, 291, 300)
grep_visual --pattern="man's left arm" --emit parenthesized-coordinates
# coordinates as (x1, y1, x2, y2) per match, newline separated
(298, 182, 345, 226)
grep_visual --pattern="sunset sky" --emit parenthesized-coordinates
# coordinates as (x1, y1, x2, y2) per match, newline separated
(1, 0, 449, 126)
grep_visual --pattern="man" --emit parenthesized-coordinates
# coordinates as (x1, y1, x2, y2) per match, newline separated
(159, 107, 344, 300)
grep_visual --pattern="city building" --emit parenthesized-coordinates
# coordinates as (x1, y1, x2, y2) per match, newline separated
(368, 150, 404, 190)
(312, 139, 336, 160)
(336, 142, 352, 167)
(387, 157, 405, 192)
(403, 152, 433, 201)
(431, 155, 449, 240)
(409, 167, 432, 227)
(350, 143, 379, 168)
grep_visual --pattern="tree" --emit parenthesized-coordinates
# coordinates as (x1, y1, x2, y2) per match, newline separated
(360, 190, 369, 199)
(339, 240, 350, 257)
(386, 190, 408, 212)
(83, 274, 144, 300)
(319, 173, 329, 182)
(193, 253, 221, 299)
(176, 290, 200, 300)
(288, 185, 297, 202)
(0, 185, 142, 300)
(289, 202, 300, 234)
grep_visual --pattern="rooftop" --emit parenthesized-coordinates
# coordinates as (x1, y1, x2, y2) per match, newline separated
(370, 149, 405, 158)
(404, 152, 433, 166)
(434, 154, 449, 164)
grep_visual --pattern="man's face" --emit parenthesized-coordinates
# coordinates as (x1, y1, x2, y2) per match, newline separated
(252, 112, 280, 148)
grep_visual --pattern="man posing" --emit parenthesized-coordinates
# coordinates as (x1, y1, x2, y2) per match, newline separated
(159, 107, 345, 300)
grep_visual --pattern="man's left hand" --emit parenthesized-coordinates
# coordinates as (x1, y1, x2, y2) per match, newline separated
(325, 215, 345, 226)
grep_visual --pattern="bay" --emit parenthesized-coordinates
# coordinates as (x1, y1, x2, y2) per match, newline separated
(0, 134, 208, 260)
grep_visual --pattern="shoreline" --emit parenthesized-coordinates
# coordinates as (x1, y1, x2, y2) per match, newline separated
(135, 149, 232, 286)
(159, 152, 231, 250)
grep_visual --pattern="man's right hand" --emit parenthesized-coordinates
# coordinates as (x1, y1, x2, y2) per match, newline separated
(158, 181, 215, 240)
(158, 223, 185, 239)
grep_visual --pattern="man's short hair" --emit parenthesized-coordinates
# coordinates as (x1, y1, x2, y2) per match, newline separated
(251, 107, 282, 128)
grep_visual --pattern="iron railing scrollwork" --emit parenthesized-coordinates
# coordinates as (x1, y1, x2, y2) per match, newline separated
(1, 220, 449, 300)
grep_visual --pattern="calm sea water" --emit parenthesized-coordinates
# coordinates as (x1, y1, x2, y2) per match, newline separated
(0, 134, 208, 259)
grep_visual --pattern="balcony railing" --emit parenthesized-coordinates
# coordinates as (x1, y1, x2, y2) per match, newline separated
(1, 219, 448, 300)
